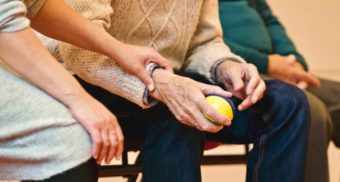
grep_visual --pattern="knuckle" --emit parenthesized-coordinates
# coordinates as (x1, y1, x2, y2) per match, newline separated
(214, 85, 223, 91)
(248, 64, 258, 71)
(95, 139, 103, 146)
(103, 117, 111, 124)
(175, 114, 183, 122)
(182, 115, 191, 123)
(119, 137, 124, 143)
(247, 63, 255, 68)
(200, 123, 210, 131)
(92, 122, 101, 129)
(177, 110, 186, 119)
(190, 95, 201, 104)
(110, 115, 118, 122)
(103, 141, 110, 147)
(112, 141, 118, 147)
(134, 66, 144, 72)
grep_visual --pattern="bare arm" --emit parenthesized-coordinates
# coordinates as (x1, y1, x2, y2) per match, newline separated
(0, 28, 84, 103)
(30, 0, 172, 89)
(30, 0, 121, 63)
(0, 27, 123, 164)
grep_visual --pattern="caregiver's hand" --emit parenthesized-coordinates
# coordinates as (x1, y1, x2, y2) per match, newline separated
(65, 92, 124, 165)
(113, 43, 173, 91)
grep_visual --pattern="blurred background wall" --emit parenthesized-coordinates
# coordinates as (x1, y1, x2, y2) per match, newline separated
(260, 1, 340, 181)
(267, 0, 340, 77)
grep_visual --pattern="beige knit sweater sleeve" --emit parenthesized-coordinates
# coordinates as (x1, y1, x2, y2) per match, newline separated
(58, 0, 150, 108)
(0, 0, 46, 33)
(183, 0, 245, 83)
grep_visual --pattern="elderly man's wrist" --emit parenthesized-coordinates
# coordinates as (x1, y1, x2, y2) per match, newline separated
(151, 68, 173, 82)
(149, 69, 173, 100)
(142, 63, 163, 106)
(211, 57, 245, 83)
(144, 68, 171, 102)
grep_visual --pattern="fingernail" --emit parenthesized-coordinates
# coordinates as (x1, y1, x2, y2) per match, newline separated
(252, 96, 257, 103)
(224, 121, 231, 126)
(147, 84, 154, 91)
(106, 159, 111, 165)
(93, 152, 98, 159)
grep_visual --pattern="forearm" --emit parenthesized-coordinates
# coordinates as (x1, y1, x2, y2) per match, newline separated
(185, 39, 244, 83)
(59, 41, 153, 108)
(30, 0, 122, 61)
(0, 27, 87, 106)
(149, 69, 174, 101)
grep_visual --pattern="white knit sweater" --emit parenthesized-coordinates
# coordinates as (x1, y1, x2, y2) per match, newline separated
(0, 1, 92, 180)
(0, 0, 46, 33)
(52, 0, 245, 108)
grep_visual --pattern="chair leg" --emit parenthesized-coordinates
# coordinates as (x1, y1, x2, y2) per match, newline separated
(122, 151, 129, 165)
(245, 144, 250, 156)
(127, 152, 143, 182)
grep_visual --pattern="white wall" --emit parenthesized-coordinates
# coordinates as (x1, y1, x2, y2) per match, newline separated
(267, 0, 340, 74)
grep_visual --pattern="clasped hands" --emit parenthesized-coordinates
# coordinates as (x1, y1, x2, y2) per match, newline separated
(268, 54, 320, 90)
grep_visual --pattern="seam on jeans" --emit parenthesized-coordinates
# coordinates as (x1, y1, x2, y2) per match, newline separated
(253, 135, 266, 182)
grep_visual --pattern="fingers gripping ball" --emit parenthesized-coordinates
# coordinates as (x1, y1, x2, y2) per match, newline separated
(205, 94, 235, 125)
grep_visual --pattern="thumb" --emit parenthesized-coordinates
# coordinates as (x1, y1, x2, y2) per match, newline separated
(153, 54, 174, 73)
(136, 70, 155, 91)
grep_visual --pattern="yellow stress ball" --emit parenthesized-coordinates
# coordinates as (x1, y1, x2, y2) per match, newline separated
(205, 94, 235, 125)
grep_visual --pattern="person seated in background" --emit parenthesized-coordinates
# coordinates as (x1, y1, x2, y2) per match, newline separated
(43, 0, 310, 181)
(219, 0, 340, 181)
(0, 0, 171, 181)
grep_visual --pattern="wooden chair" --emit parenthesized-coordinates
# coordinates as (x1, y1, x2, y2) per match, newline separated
(99, 141, 249, 181)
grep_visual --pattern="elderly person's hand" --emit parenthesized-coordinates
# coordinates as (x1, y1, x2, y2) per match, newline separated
(149, 69, 232, 133)
(268, 54, 320, 90)
(216, 60, 266, 111)
(65, 92, 124, 165)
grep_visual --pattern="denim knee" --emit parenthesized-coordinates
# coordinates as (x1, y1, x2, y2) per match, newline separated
(262, 80, 310, 129)
(141, 105, 204, 182)
(266, 80, 308, 111)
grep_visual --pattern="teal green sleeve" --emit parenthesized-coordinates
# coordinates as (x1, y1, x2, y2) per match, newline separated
(223, 38, 269, 73)
(254, 0, 308, 70)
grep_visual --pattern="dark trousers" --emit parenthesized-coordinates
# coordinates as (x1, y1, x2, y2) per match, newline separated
(23, 158, 99, 182)
(308, 78, 340, 147)
(77, 76, 310, 182)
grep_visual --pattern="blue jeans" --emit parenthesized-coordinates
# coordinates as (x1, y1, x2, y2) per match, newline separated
(77, 77, 310, 182)
(207, 80, 310, 182)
